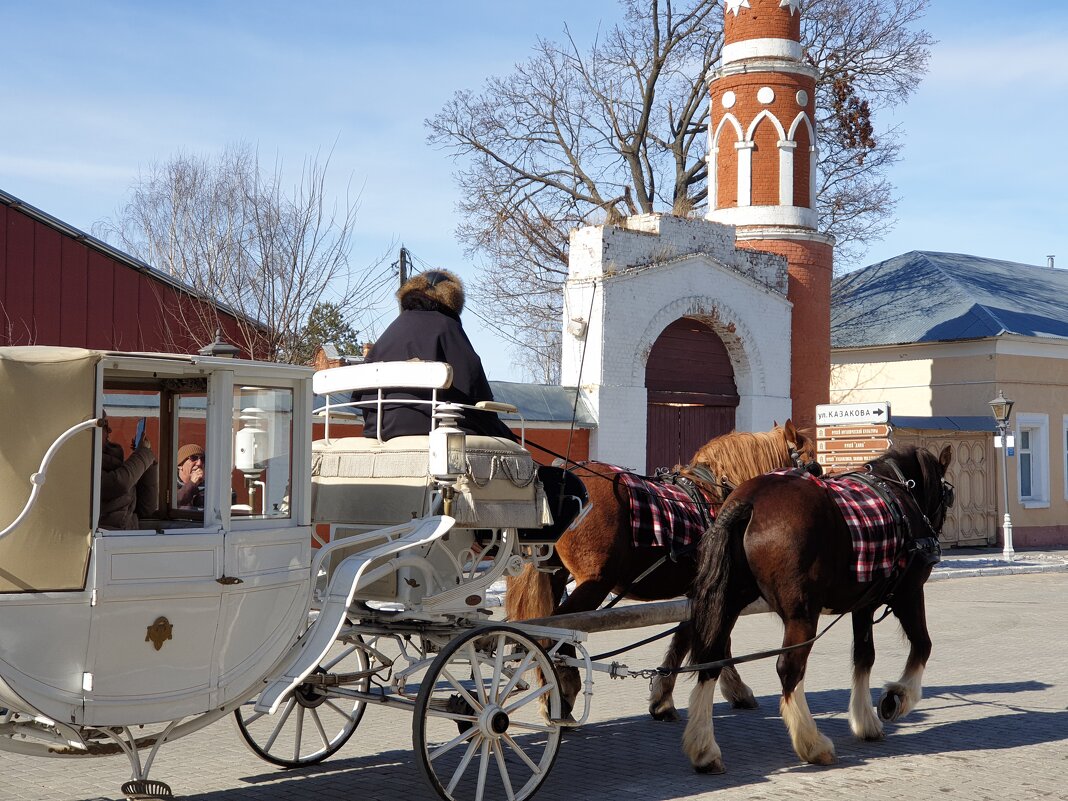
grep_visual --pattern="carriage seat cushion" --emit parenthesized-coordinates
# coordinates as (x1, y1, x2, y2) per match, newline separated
(312, 435, 551, 529)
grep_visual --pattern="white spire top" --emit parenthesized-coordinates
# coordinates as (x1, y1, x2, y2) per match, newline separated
(780, 0, 801, 14)
(724, 0, 751, 16)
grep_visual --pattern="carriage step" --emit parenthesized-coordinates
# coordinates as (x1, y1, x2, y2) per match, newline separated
(120, 779, 173, 800)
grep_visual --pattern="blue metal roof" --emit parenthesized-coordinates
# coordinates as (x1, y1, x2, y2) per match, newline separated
(489, 382, 597, 427)
(832, 251, 1068, 347)
(892, 416, 998, 432)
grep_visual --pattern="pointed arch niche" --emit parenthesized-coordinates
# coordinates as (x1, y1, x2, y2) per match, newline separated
(749, 111, 784, 206)
(645, 317, 739, 472)
(789, 113, 815, 209)
(714, 115, 742, 209)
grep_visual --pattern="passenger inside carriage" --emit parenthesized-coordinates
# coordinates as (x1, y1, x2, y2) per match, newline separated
(176, 443, 206, 510)
(99, 417, 159, 530)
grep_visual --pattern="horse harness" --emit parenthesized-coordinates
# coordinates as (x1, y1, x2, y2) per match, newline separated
(857, 461, 952, 571)
(616, 459, 956, 679)
(597, 447, 819, 612)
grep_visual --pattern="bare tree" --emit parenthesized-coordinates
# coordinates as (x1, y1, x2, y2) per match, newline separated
(427, 0, 933, 379)
(95, 143, 394, 362)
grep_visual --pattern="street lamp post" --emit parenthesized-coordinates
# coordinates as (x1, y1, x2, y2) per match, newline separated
(989, 391, 1015, 562)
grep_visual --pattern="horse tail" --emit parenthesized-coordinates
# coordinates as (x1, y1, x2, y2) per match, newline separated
(690, 499, 753, 657)
(505, 563, 555, 621)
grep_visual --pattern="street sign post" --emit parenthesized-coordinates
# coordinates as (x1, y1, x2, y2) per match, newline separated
(816, 402, 893, 469)
(815, 402, 890, 427)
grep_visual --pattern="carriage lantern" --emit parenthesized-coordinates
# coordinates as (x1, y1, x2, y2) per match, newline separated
(988, 391, 1015, 562)
(429, 404, 467, 482)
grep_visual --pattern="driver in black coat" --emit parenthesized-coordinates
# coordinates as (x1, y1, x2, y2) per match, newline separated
(357, 269, 517, 442)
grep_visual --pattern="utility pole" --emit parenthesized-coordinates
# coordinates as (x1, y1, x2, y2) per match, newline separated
(399, 245, 409, 289)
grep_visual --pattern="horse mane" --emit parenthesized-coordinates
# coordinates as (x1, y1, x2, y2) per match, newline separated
(683, 427, 792, 489)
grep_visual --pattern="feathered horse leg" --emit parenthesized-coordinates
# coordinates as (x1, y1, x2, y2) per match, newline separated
(682, 502, 756, 773)
(650, 624, 757, 721)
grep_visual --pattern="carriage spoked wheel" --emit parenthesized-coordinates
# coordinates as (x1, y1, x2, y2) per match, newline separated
(414, 625, 563, 801)
(234, 637, 370, 767)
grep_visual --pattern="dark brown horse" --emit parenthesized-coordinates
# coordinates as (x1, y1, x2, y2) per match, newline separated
(506, 420, 819, 718)
(682, 444, 953, 773)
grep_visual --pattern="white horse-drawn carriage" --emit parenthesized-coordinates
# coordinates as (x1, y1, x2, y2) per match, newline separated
(0, 346, 591, 801)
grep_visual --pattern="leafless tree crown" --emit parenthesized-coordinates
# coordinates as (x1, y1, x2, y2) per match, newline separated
(427, 0, 932, 380)
(95, 142, 394, 363)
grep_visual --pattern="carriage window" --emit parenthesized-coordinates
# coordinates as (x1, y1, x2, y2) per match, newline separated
(100, 389, 162, 530)
(232, 387, 293, 519)
(172, 391, 208, 516)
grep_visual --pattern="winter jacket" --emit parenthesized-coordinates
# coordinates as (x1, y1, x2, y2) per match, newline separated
(100, 441, 159, 529)
(358, 307, 516, 441)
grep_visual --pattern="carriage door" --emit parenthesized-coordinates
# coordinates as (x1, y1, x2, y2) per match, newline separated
(215, 379, 313, 708)
(645, 318, 738, 473)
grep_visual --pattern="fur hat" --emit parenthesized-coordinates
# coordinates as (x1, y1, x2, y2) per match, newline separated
(397, 269, 464, 315)
(177, 443, 205, 466)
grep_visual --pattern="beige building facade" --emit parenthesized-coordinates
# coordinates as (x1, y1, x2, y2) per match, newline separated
(832, 251, 1068, 549)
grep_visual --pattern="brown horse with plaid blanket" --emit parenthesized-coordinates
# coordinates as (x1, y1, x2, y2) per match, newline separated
(506, 420, 819, 720)
(683, 445, 953, 774)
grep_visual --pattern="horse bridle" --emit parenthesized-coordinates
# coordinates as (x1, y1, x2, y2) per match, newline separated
(788, 442, 823, 476)
(868, 458, 955, 535)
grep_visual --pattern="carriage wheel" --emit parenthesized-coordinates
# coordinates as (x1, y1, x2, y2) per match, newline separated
(234, 637, 369, 767)
(414, 625, 563, 801)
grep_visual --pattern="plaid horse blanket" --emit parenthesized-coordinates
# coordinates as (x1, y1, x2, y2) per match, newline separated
(773, 469, 904, 582)
(611, 467, 716, 551)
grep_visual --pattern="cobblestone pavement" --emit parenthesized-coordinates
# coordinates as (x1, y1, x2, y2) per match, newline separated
(2, 571, 1066, 801)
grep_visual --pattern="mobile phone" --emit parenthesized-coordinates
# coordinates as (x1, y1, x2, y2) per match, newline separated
(134, 417, 147, 449)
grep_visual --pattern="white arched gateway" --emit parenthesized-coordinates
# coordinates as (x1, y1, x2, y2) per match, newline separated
(562, 213, 793, 471)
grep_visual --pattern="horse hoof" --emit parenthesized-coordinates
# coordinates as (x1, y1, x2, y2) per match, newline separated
(649, 705, 681, 722)
(694, 757, 726, 775)
(731, 695, 759, 711)
(859, 726, 885, 742)
(809, 751, 836, 766)
(559, 698, 575, 721)
(878, 692, 901, 722)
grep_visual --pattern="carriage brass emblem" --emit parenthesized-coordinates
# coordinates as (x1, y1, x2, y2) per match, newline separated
(145, 617, 173, 651)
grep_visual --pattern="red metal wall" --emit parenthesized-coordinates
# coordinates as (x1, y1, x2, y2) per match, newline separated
(1, 202, 248, 355)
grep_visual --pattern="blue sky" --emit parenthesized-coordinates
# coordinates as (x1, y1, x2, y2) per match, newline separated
(4, 1, 1067, 381)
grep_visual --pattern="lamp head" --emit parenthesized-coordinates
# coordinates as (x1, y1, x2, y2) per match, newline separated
(988, 391, 1014, 424)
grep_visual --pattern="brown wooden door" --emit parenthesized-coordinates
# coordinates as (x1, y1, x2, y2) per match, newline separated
(646, 318, 738, 473)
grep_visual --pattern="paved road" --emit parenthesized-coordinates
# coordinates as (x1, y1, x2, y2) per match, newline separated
(2, 571, 1066, 801)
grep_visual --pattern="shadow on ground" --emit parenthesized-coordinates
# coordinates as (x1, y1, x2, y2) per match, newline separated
(169, 680, 1064, 801)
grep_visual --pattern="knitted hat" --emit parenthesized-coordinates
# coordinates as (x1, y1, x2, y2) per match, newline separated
(397, 269, 464, 314)
(177, 443, 205, 466)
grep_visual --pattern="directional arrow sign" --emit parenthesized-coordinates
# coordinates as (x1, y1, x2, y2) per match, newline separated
(818, 452, 887, 468)
(815, 402, 891, 427)
(818, 438, 892, 452)
(817, 424, 890, 439)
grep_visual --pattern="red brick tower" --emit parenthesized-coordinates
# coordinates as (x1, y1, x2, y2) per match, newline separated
(706, 0, 832, 429)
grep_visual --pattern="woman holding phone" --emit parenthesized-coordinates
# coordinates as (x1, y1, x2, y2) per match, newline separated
(99, 417, 159, 529)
